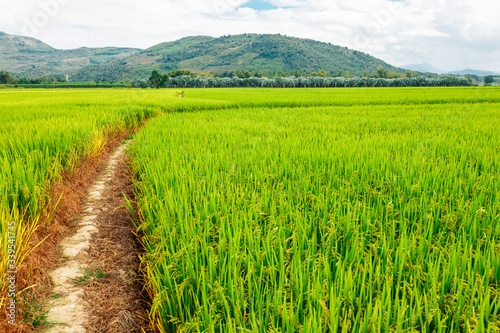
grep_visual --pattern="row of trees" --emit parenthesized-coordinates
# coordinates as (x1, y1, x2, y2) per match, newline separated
(1, 68, 475, 88)
(0, 71, 128, 88)
(212, 68, 419, 79)
(149, 67, 418, 86)
(145, 72, 472, 89)
(0, 71, 67, 85)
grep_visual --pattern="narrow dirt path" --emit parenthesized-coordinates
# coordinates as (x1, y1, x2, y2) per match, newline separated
(44, 142, 149, 333)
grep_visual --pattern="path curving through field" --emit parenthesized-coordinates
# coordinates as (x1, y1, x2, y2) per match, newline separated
(44, 142, 148, 333)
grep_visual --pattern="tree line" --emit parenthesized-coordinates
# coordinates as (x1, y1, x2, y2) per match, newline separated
(145, 69, 471, 89)
(0, 71, 129, 88)
(1, 68, 474, 88)
(0, 71, 68, 85)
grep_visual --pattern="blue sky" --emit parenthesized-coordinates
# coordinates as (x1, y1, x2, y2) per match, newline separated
(240, 0, 279, 11)
(0, 0, 499, 72)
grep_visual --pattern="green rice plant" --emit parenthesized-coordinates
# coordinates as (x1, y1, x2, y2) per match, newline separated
(129, 98, 500, 332)
(0, 89, 161, 308)
(1, 86, 500, 330)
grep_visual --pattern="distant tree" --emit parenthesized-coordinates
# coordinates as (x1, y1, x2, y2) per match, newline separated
(196, 70, 214, 78)
(465, 75, 473, 86)
(149, 70, 162, 88)
(484, 75, 494, 84)
(276, 71, 286, 78)
(175, 75, 193, 88)
(376, 66, 388, 78)
(469, 74, 480, 81)
(405, 70, 418, 78)
(388, 71, 399, 79)
(0, 71, 16, 84)
(315, 70, 328, 78)
(167, 69, 196, 78)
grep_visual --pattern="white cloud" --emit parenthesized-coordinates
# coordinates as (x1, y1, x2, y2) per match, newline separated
(235, 7, 258, 18)
(0, 0, 499, 72)
(402, 29, 449, 38)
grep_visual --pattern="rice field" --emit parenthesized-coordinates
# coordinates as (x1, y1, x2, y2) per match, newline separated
(128, 92, 500, 332)
(0, 90, 160, 308)
(1, 87, 500, 332)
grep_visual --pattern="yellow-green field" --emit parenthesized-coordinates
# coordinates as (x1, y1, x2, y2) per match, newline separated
(1, 87, 500, 332)
(0, 90, 160, 311)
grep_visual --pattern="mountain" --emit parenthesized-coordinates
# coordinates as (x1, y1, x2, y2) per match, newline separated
(401, 62, 499, 76)
(445, 69, 499, 76)
(72, 34, 403, 81)
(1, 32, 403, 81)
(401, 62, 444, 74)
(0, 31, 141, 78)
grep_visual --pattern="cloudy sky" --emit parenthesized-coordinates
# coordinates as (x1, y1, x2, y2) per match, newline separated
(1, 0, 499, 72)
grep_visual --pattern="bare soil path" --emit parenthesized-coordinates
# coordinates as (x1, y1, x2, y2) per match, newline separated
(43, 142, 149, 333)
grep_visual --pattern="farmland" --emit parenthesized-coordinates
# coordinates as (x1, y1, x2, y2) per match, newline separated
(129, 98, 500, 332)
(1, 87, 500, 332)
(0, 90, 162, 312)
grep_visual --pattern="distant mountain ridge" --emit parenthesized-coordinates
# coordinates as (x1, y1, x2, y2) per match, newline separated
(1, 32, 404, 81)
(402, 62, 498, 76)
(445, 69, 499, 76)
(402, 62, 444, 74)
(0, 32, 141, 78)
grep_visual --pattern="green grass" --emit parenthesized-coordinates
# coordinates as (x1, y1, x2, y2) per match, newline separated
(69, 266, 110, 286)
(17, 287, 54, 328)
(1, 87, 500, 332)
(0, 89, 159, 308)
(135, 86, 500, 111)
(128, 95, 500, 332)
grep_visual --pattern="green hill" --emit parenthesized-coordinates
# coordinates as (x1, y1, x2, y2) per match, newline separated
(73, 34, 403, 81)
(0, 32, 140, 78)
(0, 32, 403, 81)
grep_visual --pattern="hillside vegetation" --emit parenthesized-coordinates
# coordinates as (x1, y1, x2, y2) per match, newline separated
(0, 32, 402, 82)
(0, 32, 140, 78)
(74, 34, 403, 81)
